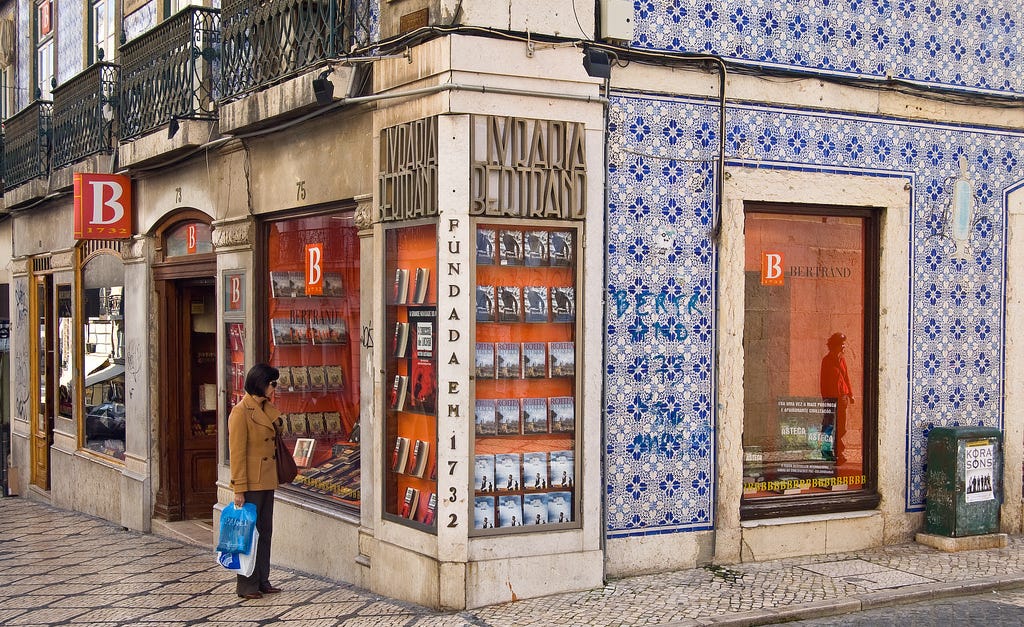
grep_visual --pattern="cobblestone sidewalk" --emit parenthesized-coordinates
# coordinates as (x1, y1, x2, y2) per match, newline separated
(2, 498, 1024, 626)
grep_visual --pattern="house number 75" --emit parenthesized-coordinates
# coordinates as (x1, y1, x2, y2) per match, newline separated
(296, 181, 306, 201)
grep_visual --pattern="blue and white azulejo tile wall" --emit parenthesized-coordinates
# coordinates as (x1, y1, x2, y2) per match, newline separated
(604, 91, 1024, 537)
(631, 0, 1023, 95)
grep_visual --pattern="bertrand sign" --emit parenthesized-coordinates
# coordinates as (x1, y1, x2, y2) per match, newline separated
(74, 173, 132, 240)
(378, 117, 438, 222)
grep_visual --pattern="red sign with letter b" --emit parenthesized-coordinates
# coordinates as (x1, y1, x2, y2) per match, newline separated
(74, 173, 133, 240)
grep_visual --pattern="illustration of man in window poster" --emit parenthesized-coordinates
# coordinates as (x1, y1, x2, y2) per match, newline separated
(820, 332, 854, 463)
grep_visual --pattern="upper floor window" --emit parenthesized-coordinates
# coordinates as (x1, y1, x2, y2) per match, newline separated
(169, 0, 204, 17)
(35, 0, 53, 100)
(92, 0, 117, 63)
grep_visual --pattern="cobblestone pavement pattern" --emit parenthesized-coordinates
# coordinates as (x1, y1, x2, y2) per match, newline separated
(3, 498, 1024, 626)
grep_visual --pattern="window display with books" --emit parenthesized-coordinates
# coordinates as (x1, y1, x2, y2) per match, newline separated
(384, 222, 439, 529)
(473, 224, 579, 532)
(266, 214, 361, 508)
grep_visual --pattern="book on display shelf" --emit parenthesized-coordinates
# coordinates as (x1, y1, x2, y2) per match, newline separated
(477, 228, 496, 265)
(278, 414, 292, 437)
(407, 439, 430, 478)
(522, 343, 547, 378)
(498, 495, 524, 528)
(524, 230, 549, 267)
(400, 486, 420, 519)
(548, 342, 575, 377)
(393, 268, 410, 305)
(499, 230, 523, 266)
(328, 320, 349, 344)
(523, 493, 548, 525)
(323, 412, 342, 435)
(522, 452, 548, 490)
(474, 496, 496, 529)
(475, 400, 497, 436)
(325, 365, 345, 391)
(293, 438, 315, 467)
(496, 343, 521, 379)
(307, 366, 326, 389)
(290, 366, 310, 391)
(272, 319, 307, 345)
(323, 272, 344, 297)
(392, 322, 410, 358)
(391, 436, 411, 474)
(549, 231, 573, 266)
(418, 492, 437, 526)
(549, 396, 575, 432)
(549, 450, 575, 489)
(475, 342, 495, 379)
(269, 272, 293, 298)
(277, 367, 294, 390)
(496, 286, 522, 323)
(287, 272, 307, 297)
(409, 356, 437, 413)
(389, 374, 409, 411)
(547, 491, 572, 523)
(495, 453, 521, 492)
(551, 286, 575, 323)
(476, 285, 495, 322)
(474, 454, 495, 493)
(287, 414, 309, 437)
(521, 398, 549, 434)
(306, 412, 327, 437)
(523, 286, 549, 323)
(496, 399, 521, 435)
(412, 267, 431, 304)
(410, 308, 436, 358)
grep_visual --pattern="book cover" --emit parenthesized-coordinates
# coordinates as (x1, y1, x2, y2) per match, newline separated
(521, 398, 549, 434)
(523, 494, 548, 525)
(475, 342, 495, 379)
(392, 321, 410, 358)
(549, 396, 575, 432)
(287, 271, 307, 297)
(323, 411, 342, 434)
(524, 230, 550, 267)
(277, 367, 294, 390)
(498, 495, 524, 527)
(494, 453, 522, 492)
(497, 285, 522, 323)
(306, 412, 327, 436)
(391, 436, 411, 474)
(548, 450, 575, 489)
(407, 439, 430, 478)
(409, 357, 436, 413)
(290, 366, 311, 391)
(476, 285, 495, 322)
(523, 286, 549, 323)
(477, 228, 496, 265)
(546, 491, 573, 523)
(307, 366, 327, 389)
(400, 486, 420, 519)
(323, 272, 344, 297)
(495, 398, 521, 435)
(287, 413, 309, 437)
(548, 341, 576, 377)
(418, 491, 437, 526)
(474, 496, 496, 529)
(409, 307, 436, 358)
(293, 437, 315, 467)
(271, 319, 299, 345)
(278, 413, 293, 437)
(475, 399, 497, 436)
(474, 454, 495, 493)
(522, 342, 547, 378)
(269, 271, 292, 298)
(328, 320, 349, 344)
(393, 268, 409, 304)
(496, 342, 521, 379)
(551, 286, 576, 323)
(412, 267, 431, 304)
(499, 230, 523, 266)
(325, 365, 345, 391)
(389, 374, 409, 411)
(522, 452, 548, 489)
(549, 231, 573, 266)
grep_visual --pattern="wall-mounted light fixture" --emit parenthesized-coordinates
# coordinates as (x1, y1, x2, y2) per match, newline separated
(582, 48, 612, 79)
(313, 69, 335, 105)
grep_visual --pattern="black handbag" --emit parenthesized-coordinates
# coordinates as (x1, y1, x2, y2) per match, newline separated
(274, 432, 298, 484)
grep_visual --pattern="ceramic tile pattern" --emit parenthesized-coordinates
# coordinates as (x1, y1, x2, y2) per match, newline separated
(632, 0, 1023, 96)
(56, 0, 83, 84)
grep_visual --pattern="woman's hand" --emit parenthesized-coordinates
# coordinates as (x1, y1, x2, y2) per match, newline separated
(234, 493, 245, 508)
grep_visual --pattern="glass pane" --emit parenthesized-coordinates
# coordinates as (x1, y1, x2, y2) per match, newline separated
(36, 282, 47, 424)
(82, 254, 126, 460)
(165, 222, 213, 257)
(742, 212, 866, 500)
(57, 284, 73, 419)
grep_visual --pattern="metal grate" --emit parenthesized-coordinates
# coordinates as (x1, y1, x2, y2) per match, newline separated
(52, 62, 119, 169)
(119, 7, 220, 141)
(80, 239, 124, 257)
(3, 101, 51, 191)
(31, 256, 51, 272)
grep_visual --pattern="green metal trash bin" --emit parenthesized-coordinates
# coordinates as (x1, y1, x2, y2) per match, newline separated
(924, 426, 1002, 537)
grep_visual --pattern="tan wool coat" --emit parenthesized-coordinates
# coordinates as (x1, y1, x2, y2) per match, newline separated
(228, 393, 282, 493)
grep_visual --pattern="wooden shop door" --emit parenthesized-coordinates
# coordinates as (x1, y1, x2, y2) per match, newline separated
(29, 275, 53, 490)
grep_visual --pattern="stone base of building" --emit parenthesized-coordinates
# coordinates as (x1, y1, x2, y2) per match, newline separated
(915, 532, 1008, 552)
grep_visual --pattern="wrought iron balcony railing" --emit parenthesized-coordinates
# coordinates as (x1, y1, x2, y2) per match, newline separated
(220, 0, 355, 102)
(3, 101, 51, 191)
(119, 6, 220, 141)
(52, 62, 119, 169)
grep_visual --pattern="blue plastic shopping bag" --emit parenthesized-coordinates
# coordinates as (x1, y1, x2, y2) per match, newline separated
(217, 529, 259, 577)
(216, 503, 257, 554)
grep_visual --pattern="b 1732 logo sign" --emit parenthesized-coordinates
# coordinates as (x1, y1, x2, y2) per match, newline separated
(73, 173, 132, 240)
(761, 251, 784, 286)
(305, 243, 324, 296)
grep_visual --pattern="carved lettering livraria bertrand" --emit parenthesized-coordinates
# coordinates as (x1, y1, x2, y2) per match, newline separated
(378, 117, 439, 222)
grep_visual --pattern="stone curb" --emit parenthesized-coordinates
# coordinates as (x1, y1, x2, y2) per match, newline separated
(654, 574, 1024, 627)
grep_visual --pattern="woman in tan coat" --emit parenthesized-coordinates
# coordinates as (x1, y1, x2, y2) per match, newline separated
(228, 363, 282, 599)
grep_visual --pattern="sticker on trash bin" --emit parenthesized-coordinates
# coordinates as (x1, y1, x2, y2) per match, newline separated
(964, 441, 994, 503)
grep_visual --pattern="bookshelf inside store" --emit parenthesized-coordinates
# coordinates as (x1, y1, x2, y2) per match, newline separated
(265, 214, 361, 508)
(384, 222, 439, 529)
(473, 223, 579, 532)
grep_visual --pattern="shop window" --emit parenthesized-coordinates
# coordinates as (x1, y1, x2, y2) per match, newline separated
(265, 213, 361, 508)
(81, 253, 126, 461)
(741, 206, 879, 517)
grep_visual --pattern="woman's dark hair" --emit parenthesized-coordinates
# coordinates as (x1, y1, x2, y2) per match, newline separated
(244, 363, 279, 396)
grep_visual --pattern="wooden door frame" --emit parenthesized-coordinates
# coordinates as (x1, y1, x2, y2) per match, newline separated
(29, 272, 54, 490)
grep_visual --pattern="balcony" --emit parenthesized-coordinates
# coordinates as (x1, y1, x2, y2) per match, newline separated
(119, 6, 220, 142)
(52, 62, 119, 170)
(220, 0, 355, 103)
(3, 101, 51, 193)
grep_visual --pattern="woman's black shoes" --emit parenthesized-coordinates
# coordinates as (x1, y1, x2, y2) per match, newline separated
(238, 591, 263, 600)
